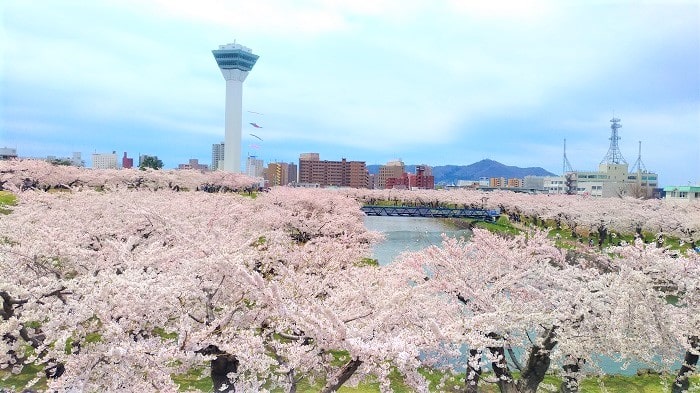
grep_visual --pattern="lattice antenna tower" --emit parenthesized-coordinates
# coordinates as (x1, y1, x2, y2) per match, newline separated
(630, 140, 647, 173)
(600, 117, 627, 165)
(563, 138, 574, 174)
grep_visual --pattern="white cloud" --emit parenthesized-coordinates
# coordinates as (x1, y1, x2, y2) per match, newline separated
(2, 0, 698, 184)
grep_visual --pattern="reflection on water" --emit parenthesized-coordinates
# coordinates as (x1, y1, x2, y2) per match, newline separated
(363, 216, 471, 266)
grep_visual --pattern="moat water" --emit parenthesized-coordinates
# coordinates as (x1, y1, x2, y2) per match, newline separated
(362, 215, 679, 376)
(363, 215, 471, 266)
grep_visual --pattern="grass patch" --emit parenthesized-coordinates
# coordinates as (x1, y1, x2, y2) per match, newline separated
(0, 364, 47, 392)
(0, 191, 17, 214)
(4, 363, 698, 393)
(173, 367, 213, 392)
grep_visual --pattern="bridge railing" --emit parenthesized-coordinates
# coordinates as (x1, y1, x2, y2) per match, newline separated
(361, 205, 500, 221)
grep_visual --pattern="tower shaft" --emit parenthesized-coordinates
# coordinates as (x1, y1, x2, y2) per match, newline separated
(224, 75, 244, 173)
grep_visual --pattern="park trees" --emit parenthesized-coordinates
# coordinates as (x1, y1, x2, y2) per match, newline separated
(392, 229, 698, 393)
(1, 161, 699, 392)
(0, 185, 446, 392)
(139, 155, 164, 170)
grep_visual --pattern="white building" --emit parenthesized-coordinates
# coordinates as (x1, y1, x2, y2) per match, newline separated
(545, 118, 659, 197)
(211, 142, 225, 171)
(664, 186, 700, 201)
(0, 147, 18, 160)
(245, 156, 264, 178)
(91, 152, 119, 169)
(212, 42, 259, 173)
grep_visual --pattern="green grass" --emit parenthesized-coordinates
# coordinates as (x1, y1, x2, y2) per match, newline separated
(4, 363, 698, 393)
(0, 364, 47, 392)
(0, 191, 17, 214)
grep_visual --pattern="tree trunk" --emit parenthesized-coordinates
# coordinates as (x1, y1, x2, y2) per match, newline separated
(516, 327, 557, 393)
(487, 346, 518, 393)
(211, 353, 239, 393)
(464, 349, 482, 393)
(197, 345, 239, 393)
(673, 336, 699, 393)
(320, 358, 362, 393)
(560, 358, 583, 393)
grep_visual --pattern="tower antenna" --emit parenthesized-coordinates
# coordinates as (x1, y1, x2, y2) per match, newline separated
(563, 138, 574, 174)
(630, 140, 647, 174)
(600, 116, 627, 165)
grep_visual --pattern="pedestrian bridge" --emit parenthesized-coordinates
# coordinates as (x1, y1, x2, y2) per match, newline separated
(361, 205, 500, 221)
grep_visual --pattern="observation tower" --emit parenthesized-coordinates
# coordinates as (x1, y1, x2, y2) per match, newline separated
(212, 42, 259, 172)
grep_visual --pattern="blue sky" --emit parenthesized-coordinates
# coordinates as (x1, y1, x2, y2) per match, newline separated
(2, 0, 698, 186)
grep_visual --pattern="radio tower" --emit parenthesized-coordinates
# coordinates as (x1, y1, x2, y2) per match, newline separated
(600, 117, 627, 165)
(630, 140, 647, 173)
(563, 138, 574, 174)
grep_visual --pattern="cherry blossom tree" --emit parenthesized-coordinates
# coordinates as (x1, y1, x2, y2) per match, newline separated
(392, 229, 698, 393)
(0, 185, 445, 392)
(2, 162, 698, 392)
(0, 159, 257, 192)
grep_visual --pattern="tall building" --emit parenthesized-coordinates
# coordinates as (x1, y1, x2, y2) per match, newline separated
(212, 42, 259, 173)
(92, 152, 118, 169)
(122, 152, 133, 169)
(212, 142, 225, 171)
(298, 153, 368, 188)
(287, 162, 298, 184)
(246, 156, 264, 178)
(377, 160, 405, 189)
(385, 164, 434, 190)
(411, 165, 434, 189)
(266, 162, 290, 186)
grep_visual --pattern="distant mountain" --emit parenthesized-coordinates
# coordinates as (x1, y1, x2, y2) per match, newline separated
(367, 159, 556, 185)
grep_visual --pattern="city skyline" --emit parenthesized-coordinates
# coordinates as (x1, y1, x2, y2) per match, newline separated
(2, 1, 699, 186)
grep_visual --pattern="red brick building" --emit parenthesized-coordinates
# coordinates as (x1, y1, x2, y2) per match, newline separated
(298, 153, 369, 188)
(385, 164, 434, 190)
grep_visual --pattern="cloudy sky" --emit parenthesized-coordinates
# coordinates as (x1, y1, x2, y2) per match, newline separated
(2, 1, 698, 186)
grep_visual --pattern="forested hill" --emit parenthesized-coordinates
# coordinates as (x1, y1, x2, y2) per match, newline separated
(366, 159, 556, 185)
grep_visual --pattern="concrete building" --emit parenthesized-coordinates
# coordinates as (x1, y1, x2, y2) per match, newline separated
(411, 165, 434, 189)
(548, 118, 660, 197)
(211, 142, 225, 171)
(386, 165, 434, 190)
(0, 147, 18, 160)
(489, 177, 506, 188)
(246, 156, 264, 178)
(377, 160, 405, 189)
(563, 164, 659, 197)
(287, 162, 298, 184)
(523, 176, 545, 190)
(266, 162, 291, 186)
(507, 178, 523, 188)
(122, 152, 134, 169)
(663, 186, 700, 201)
(92, 152, 119, 169)
(298, 153, 369, 188)
(212, 42, 259, 173)
(45, 152, 84, 166)
(178, 159, 209, 171)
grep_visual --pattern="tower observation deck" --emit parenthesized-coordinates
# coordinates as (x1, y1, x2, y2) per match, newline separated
(212, 43, 259, 173)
